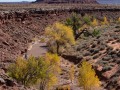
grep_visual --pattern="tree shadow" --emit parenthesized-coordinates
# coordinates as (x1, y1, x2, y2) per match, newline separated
(62, 55, 83, 64)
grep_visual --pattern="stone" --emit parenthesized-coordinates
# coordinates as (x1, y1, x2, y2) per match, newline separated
(0, 78, 5, 85)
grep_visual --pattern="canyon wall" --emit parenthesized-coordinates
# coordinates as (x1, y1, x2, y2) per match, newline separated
(0, 4, 120, 68)
(35, 0, 98, 3)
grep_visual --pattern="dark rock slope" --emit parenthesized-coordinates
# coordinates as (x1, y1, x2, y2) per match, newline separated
(35, 0, 98, 3)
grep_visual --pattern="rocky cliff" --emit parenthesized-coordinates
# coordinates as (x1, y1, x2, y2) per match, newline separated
(35, 0, 98, 3)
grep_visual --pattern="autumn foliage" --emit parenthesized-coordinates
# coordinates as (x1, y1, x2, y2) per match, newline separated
(45, 22, 75, 54)
(91, 18, 98, 27)
(8, 53, 61, 90)
(101, 16, 109, 25)
(78, 61, 101, 90)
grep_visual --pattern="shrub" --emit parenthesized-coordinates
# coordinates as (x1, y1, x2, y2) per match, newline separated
(101, 16, 109, 25)
(102, 65, 112, 72)
(92, 29, 100, 37)
(45, 22, 75, 54)
(8, 53, 61, 90)
(83, 15, 91, 25)
(91, 18, 98, 27)
(40, 38, 45, 43)
(78, 61, 101, 90)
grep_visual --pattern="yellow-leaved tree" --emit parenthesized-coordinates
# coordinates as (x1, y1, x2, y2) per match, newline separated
(101, 16, 109, 25)
(45, 22, 75, 54)
(40, 53, 61, 90)
(78, 61, 101, 90)
(91, 18, 98, 27)
(8, 53, 61, 90)
(117, 17, 120, 23)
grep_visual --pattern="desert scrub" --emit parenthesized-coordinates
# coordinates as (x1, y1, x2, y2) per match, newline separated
(78, 60, 101, 90)
(83, 15, 91, 25)
(97, 60, 108, 66)
(102, 65, 112, 72)
(92, 29, 101, 37)
(8, 53, 61, 90)
(40, 38, 45, 43)
(45, 22, 75, 54)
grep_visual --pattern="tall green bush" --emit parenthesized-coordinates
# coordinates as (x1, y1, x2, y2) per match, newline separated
(65, 13, 81, 39)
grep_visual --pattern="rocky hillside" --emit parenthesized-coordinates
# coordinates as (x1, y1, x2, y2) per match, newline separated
(63, 25, 120, 90)
(0, 4, 120, 90)
(35, 0, 98, 3)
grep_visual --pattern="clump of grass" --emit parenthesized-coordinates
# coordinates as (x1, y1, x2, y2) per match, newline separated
(92, 29, 101, 37)
(56, 85, 70, 90)
(40, 38, 45, 43)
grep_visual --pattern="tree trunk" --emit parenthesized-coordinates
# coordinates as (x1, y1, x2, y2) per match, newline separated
(56, 42, 60, 55)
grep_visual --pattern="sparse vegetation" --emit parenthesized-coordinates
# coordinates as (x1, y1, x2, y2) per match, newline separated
(1, 4, 120, 90)
(83, 15, 91, 25)
(40, 38, 45, 43)
(92, 29, 101, 37)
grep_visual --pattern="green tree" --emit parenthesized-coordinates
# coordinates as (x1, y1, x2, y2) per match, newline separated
(66, 14, 94, 39)
(65, 13, 81, 39)
(45, 22, 75, 54)
(78, 61, 101, 90)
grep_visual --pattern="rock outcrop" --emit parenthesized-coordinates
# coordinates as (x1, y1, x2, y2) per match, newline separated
(35, 0, 98, 4)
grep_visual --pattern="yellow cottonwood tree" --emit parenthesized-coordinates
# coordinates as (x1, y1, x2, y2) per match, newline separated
(40, 53, 61, 90)
(45, 22, 75, 54)
(78, 61, 101, 90)
(8, 53, 61, 90)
